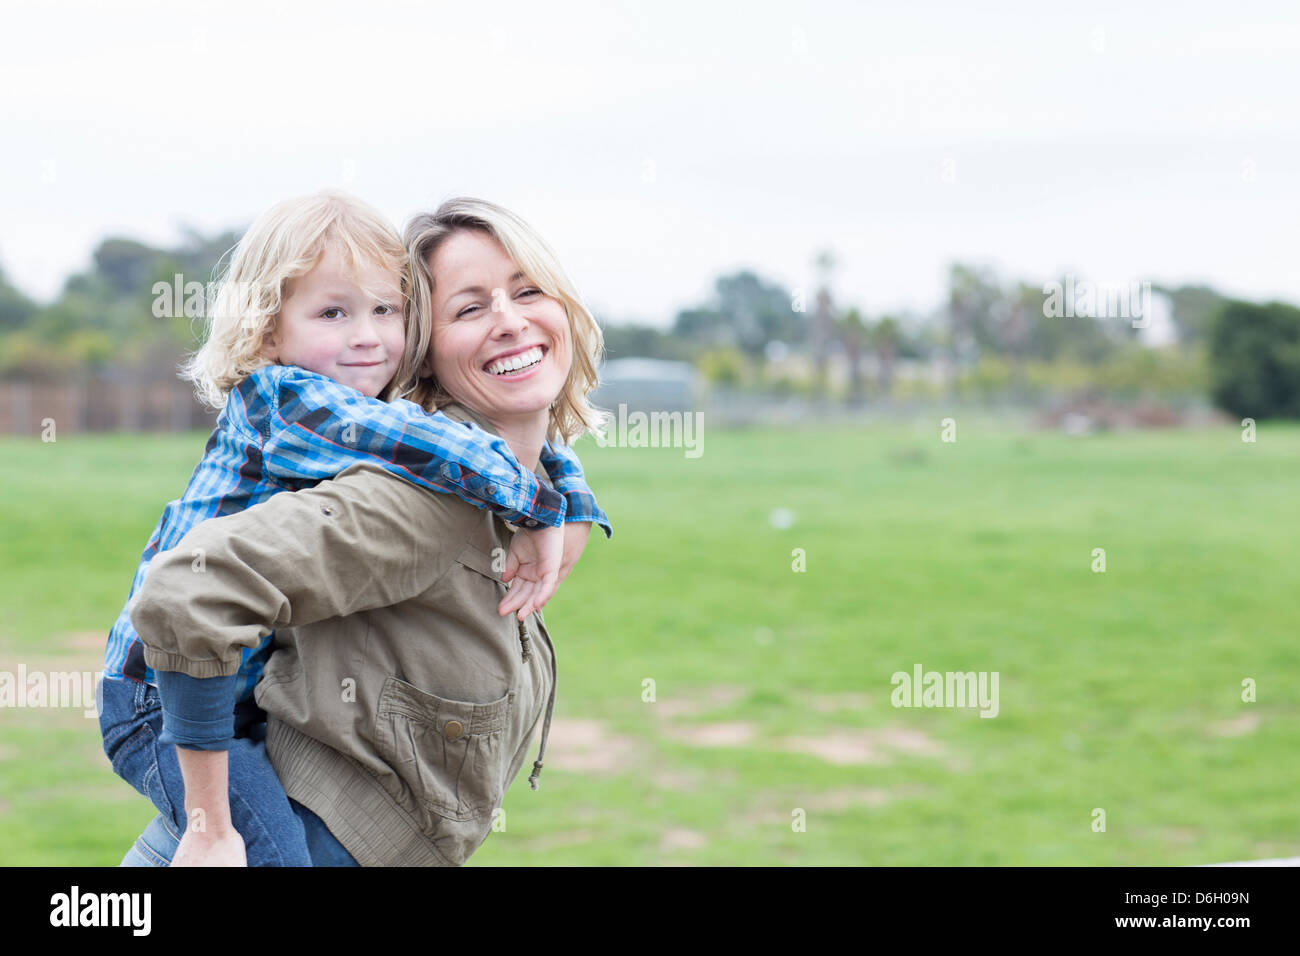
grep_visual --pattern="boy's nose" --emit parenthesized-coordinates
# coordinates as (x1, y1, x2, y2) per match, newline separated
(350, 315, 384, 347)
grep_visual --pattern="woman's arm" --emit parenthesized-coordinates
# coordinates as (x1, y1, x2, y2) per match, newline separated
(131, 462, 484, 861)
(132, 461, 477, 677)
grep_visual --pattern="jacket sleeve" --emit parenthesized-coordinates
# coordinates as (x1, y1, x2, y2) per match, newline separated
(131, 462, 472, 679)
(539, 438, 612, 539)
(255, 365, 566, 529)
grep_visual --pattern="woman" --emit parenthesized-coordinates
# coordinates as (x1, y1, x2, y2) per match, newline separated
(124, 198, 610, 865)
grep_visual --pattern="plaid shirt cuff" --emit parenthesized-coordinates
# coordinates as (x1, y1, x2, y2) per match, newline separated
(560, 489, 612, 539)
(494, 481, 567, 530)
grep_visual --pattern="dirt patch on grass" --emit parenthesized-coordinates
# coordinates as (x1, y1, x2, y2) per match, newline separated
(60, 632, 110, 652)
(653, 767, 725, 791)
(543, 717, 643, 774)
(659, 828, 708, 852)
(516, 828, 598, 851)
(670, 721, 758, 747)
(662, 717, 945, 766)
(1208, 713, 1259, 737)
(803, 788, 895, 810)
(649, 685, 748, 719)
(739, 784, 931, 827)
(776, 726, 944, 766)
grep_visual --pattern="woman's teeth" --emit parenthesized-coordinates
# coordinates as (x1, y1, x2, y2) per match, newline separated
(486, 346, 544, 376)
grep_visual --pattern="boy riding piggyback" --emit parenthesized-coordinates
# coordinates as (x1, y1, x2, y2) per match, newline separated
(99, 191, 610, 866)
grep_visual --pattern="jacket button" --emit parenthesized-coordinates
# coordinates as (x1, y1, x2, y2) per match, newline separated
(444, 720, 464, 740)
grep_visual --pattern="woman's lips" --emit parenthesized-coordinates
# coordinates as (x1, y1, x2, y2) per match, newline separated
(484, 346, 547, 379)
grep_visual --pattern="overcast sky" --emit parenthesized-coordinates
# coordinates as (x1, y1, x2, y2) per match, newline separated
(3, 0, 1299, 328)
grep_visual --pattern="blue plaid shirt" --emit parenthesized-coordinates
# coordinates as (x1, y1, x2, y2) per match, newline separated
(105, 364, 611, 699)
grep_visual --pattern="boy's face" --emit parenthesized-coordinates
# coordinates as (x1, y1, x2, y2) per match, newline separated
(265, 244, 405, 398)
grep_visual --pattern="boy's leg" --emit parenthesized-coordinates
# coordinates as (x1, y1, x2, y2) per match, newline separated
(291, 799, 360, 867)
(119, 813, 180, 867)
(100, 676, 312, 866)
(100, 676, 187, 836)
(221, 732, 312, 866)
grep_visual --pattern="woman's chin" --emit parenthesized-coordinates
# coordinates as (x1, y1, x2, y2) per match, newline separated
(481, 376, 563, 416)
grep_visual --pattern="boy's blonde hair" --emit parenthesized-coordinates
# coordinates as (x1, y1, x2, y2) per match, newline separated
(182, 190, 412, 409)
(400, 197, 610, 446)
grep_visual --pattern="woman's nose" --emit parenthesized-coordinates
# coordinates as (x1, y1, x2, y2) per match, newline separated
(490, 294, 529, 334)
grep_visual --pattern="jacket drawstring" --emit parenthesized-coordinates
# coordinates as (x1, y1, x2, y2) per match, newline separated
(522, 616, 556, 791)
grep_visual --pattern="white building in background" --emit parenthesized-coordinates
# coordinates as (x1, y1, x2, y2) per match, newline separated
(592, 358, 701, 414)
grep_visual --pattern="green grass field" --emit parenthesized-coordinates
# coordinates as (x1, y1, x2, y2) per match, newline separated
(1, 416, 1297, 865)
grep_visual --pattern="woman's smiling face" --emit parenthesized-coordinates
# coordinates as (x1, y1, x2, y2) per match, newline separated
(427, 228, 573, 425)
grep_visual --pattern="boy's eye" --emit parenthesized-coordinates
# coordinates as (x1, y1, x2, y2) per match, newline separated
(321, 308, 345, 319)
(375, 304, 398, 316)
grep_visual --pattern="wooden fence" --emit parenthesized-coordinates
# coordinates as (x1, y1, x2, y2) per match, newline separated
(0, 379, 216, 436)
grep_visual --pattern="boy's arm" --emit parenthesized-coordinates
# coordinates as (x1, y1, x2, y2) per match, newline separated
(252, 366, 566, 530)
(538, 438, 613, 540)
(153, 670, 244, 865)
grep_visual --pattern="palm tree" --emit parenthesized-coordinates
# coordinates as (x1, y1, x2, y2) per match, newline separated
(812, 250, 837, 397)
(839, 308, 866, 406)
(874, 316, 901, 397)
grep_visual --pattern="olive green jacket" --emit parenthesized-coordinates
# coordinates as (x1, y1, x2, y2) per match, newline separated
(132, 402, 559, 866)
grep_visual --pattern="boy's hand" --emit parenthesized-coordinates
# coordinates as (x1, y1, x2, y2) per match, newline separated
(170, 821, 247, 867)
(499, 523, 563, 620)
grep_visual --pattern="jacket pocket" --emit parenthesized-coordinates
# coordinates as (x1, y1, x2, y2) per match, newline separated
(373, 676, 515, 822)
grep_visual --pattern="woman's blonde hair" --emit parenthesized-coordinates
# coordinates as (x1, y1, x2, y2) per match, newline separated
(400, 197, 609, 445)
(182, 190, 412, 409)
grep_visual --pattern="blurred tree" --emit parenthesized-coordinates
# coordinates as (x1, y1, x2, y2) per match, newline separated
(0, 265, 38, 331)
(672, 306, 732, 347)
(1155, 283, 1227, 347)
(839, 308, 866, 406)
(671, 270, 799, 361)
(1209, 299, 1300, 419)
(695, 346, 748, 387)
(873, 315, 901, 397)
(93, 238, 161, 297)
(946, 263, 1000, 394)
(601, 322, 693, 361)
(811, 250, 837, 395)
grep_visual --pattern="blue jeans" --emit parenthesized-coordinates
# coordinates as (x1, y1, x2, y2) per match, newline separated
(100, 675, 357, 866)
(120, 801, 359, 867)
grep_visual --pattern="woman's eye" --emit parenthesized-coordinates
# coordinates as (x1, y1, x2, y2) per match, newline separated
(518, 288, 541, 298)
(456, 304, 480, 318)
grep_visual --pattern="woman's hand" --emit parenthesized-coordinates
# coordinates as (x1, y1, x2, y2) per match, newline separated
(557, 520, 592, 584)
